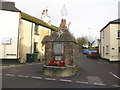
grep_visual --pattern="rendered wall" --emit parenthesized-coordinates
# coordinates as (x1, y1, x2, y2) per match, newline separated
(0, 10, 20, 59)
(100, 25, 110, 60)
(100, 24, 120, 61)
(19, 19, 51, 62)
(109, 24, 120, 61)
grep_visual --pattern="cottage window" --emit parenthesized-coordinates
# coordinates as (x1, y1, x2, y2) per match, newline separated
(34, 24, 39, 35)
(102, 31, 104, 38)
(118, 30, 120, 38)
(53, 42, 64, 55)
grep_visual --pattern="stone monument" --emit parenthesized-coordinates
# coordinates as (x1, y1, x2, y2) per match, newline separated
(42, 5, 80, 77)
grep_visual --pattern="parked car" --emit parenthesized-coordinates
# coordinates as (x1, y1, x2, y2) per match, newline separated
(86, 49, 100, 58)
(83, 49, 89, 54)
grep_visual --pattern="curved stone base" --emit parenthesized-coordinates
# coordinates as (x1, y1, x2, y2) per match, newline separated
(43, 65, 80, 77)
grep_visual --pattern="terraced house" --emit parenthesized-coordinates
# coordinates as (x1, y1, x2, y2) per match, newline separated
(100, 18, 120, 61)
(0, 1, 57, 62)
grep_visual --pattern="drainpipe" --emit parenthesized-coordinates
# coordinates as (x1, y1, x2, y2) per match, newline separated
(31, 23, 33, 53)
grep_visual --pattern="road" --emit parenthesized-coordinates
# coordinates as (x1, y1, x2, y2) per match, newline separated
(2, 53, 120, 88)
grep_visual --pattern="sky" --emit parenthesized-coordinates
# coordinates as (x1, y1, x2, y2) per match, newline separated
(11, 0, 119, 41)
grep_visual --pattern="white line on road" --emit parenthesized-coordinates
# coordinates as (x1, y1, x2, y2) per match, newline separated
(97, 62, 104, 64)
(18, 75, 29, 78)
(112, 85, 120, 87)
(45, 78, 56, 81)
(10, 65, 15, 67)
(5, 74, 15, 76)
(60, 79, 72, 82)
(31, 76, 42, 79)
(76, 81, 89, 84)
(94, 83, 106, 86)
(109, 72, 120, 80)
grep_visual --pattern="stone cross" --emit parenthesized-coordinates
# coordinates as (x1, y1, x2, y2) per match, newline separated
(60, 4, 67, 19)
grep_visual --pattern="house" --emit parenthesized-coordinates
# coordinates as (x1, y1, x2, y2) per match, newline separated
(100, 18, 120, 61)
(0, 1, 57, 62)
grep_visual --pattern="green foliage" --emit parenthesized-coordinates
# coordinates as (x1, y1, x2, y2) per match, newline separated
(76, 36, 88, 50)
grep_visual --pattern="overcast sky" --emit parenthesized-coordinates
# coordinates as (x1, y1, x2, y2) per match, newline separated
(12, 0, 119, 41)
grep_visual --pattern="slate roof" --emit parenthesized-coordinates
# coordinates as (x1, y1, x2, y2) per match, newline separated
(0, 1, 21, 12)
(42, 19, 77, 44)
(42, 29, 76, 43)
(110, 18, 120, 23)
(100, 18, 120, 32)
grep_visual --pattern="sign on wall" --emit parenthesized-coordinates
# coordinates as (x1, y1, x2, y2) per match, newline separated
(2, 38, 12, 45)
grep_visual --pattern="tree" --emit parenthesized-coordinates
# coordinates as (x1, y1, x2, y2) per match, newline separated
(76, 36, 88, 51)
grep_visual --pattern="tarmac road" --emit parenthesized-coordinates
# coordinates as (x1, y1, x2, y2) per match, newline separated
(2, 53, 120, 88)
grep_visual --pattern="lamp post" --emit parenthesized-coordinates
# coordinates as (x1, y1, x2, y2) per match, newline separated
(88, 28, 91, 42)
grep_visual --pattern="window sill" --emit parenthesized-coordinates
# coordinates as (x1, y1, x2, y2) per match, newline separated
(34, 33, 39, 35)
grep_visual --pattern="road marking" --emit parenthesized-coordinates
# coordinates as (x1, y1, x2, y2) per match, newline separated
(109, 72, 120, 80)
(60, 79, 72, 82)
(45, 78, 56, 81)
(112, 85, 120, 87)
(5, 74, 15, 76)
(2, 66, 7, 68)
(76, 81, 89, 84)
(31, 76, 42, 79)
(93, 83, 106, 86)
(10, 65, 15, 67)
(18, 75, 29, 78)
(97, 62, 104, 64)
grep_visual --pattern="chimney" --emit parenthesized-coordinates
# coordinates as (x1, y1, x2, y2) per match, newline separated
(59, 19, 68, 30)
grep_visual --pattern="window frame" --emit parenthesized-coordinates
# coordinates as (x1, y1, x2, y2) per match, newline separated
(34, 24, 39, 35)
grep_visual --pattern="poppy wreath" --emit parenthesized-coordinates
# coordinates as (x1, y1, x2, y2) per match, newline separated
(59, 60, 65, 66)
(50, 60, 56, 66)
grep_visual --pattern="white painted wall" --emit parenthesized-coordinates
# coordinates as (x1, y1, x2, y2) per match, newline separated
(109, 24, 120, 61)
(0, 10, 20, 59)
(100, 25, 110, 60)
(19, 19, 34, 61)
(100, 23, 120, 61)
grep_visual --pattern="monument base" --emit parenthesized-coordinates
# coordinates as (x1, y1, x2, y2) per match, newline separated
(43, 65, 80, 77)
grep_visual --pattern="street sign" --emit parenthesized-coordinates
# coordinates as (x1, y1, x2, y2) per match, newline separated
(2, 38, 12, 45)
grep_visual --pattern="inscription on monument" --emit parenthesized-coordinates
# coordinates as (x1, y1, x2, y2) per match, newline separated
(53, 42, 64, 55)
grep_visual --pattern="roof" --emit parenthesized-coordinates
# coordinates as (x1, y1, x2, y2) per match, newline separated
(100, 18, 120, 32)
(42, 19, 77, 43)
(42, 29, 77, 43)
(21, 12, 57, 31)
(0, 1, 57, 31)
(0, 1, 21, 12)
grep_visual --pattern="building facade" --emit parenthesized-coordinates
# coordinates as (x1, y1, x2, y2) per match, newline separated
(100, 19, 120, 61)
(0, 1, 57, 62)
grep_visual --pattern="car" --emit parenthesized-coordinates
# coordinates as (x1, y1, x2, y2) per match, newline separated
(86, 49, 100, 58)
(83, 49, 89, 54)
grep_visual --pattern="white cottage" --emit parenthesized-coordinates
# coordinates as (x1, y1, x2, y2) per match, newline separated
(0, 1, 57, 62)
(100, 19, 120, 61)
